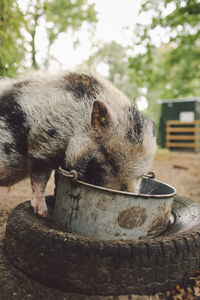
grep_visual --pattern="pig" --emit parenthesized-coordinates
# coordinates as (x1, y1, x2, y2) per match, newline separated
(0, 71, 156, 217)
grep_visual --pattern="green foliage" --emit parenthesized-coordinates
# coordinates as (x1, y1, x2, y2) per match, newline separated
(128, 0, 200, 124)
(0, 0, 25, 77)
(130, 0, 200, 99)
(24, 0, 97, 69)
(45, 0, 97, 35)
(0, 0, 97, 75)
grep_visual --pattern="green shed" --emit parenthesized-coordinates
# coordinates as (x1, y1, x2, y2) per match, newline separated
(159, 97, 200, 149)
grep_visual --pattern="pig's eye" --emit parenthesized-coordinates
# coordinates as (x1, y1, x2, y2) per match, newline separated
(85, 157, 107, 186)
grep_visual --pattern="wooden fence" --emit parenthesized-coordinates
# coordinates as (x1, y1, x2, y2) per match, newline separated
(166, 120, 200, 151)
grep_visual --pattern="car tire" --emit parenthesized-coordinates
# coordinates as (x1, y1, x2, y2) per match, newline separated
(4, 195, 200, 296)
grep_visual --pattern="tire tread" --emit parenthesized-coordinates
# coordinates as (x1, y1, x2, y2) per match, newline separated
(4, 199, 200, 296)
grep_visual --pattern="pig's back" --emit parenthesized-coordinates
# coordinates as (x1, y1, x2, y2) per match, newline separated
(0, 71, 131, 122)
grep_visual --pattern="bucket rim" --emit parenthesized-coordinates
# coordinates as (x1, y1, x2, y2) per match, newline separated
(57, 167, 176, 199)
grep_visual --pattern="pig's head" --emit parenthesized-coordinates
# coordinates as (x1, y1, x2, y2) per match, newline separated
(65, 100, 156, 193)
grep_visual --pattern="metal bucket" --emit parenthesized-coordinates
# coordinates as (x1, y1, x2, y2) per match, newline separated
(53, 167, 176, 240)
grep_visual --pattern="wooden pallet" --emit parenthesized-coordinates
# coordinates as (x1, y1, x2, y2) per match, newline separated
(166, 120, 200, 150)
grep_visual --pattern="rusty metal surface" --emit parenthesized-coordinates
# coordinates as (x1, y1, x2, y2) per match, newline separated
(53, 168, 176, 240)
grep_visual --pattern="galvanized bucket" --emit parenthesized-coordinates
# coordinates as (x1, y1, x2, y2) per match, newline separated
(53, 167, 176, 240)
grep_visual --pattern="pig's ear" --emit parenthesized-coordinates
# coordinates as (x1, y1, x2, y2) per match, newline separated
(91, 100, 111, 134)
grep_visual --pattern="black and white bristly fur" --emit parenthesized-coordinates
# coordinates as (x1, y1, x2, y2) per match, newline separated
(0, 71, 156, 217)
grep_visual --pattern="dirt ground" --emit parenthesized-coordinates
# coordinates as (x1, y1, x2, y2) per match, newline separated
(0, 150, 200, 299)
(152, 150, 200, 204)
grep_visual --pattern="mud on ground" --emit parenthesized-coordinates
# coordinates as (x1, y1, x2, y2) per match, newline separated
(0, 150, 200, 299)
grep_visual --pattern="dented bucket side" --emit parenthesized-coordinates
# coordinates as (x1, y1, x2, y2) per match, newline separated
(53, 169, 175, 240)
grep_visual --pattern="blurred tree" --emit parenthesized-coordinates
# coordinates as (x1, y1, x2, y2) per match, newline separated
(0, 0, 25, 77)
(128, 0, 200, 125)
(24, 0, 97, 69)
(84, 41, 139, 103)
(129, 0, 200, 100)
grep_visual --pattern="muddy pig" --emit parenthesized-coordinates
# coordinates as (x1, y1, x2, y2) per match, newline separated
(0, 71, 156, 217)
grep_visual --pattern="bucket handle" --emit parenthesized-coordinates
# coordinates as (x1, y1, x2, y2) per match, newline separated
(58, 167, 155, 183)
(143, 171, 155, 179)
(58, 167, 78, 181)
